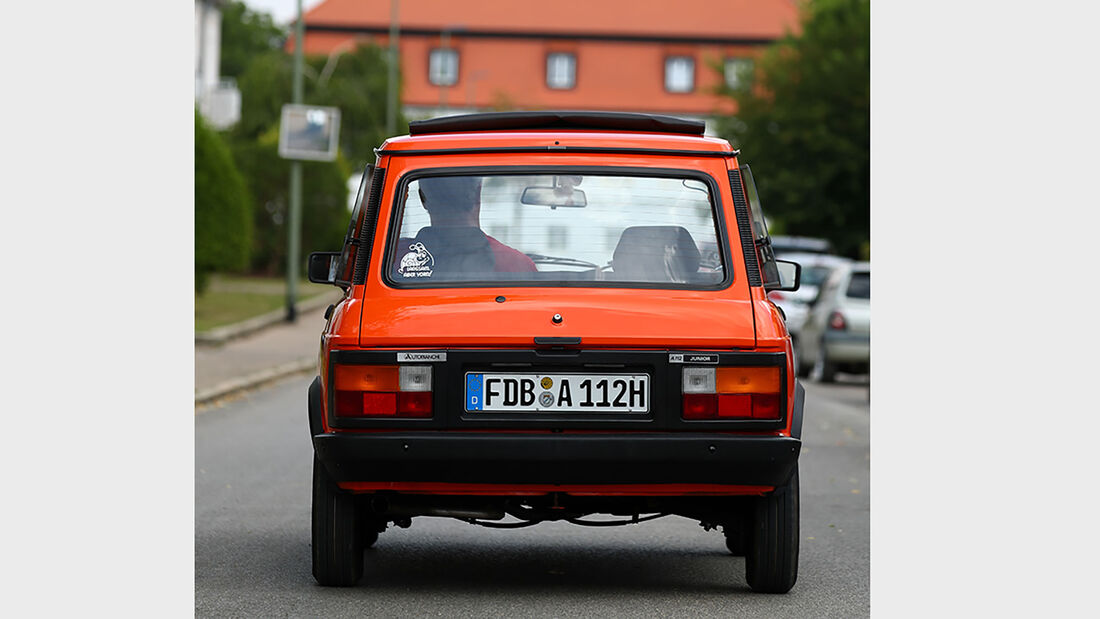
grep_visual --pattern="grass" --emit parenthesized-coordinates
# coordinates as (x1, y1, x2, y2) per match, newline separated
(195, 274, 334, 332)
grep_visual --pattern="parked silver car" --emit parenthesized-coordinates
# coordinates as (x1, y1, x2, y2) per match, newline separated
(769, 235, 835, 255)
(767, 252, 851, 347)
(795, 261, 870, 382)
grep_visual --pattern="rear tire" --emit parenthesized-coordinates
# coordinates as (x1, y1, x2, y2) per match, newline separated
(361, 529, 379, 549)
(796, 336, 814, 380)
(722, 505, 750, 556)
(724, 527, 748, 556)
(745, 469, 799, 593)
(813, 340, 837, 383)
(359, 504, 384, 549)
(312, 456, 363, 586)
(795, 347, 812, 378)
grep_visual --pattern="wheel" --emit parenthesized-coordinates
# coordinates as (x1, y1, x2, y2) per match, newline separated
(360, 528, 379, 550)
(812, 339, 837, 383)
(312, 456, 363, 586)
(745, 469, 799, 593)
(358, 503, 385, 549)
(724, 527, 748, 556)
(722, 505, 750, 556)
(795, 342, 812, 379)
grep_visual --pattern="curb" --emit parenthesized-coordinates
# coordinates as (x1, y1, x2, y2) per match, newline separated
(195, 357, 316, 407)
(195, 290, 342, 346)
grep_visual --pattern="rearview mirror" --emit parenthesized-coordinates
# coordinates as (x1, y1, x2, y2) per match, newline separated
(520, 179, 587, 208)
(308, 251, 341, 284)
(772, 260, 801, 292)
(520, 186, 587, 208)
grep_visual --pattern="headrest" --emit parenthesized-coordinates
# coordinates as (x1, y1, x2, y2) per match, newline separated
(611, 226, 701, 283)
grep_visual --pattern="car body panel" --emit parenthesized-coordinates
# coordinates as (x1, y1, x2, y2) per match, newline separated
(315, 116, 799, 496)
(380, 129, 736, 154)
(356, 290, 758, 349)
(308, 113, 811, 592)
(357, 138, 760, 350)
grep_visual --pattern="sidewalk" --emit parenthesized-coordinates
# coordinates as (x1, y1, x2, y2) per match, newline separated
(194, 294, 339, 406)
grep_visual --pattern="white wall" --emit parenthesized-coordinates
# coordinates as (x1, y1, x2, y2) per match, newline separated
(195, 1, 240, 128)
(194, 1, 222, 100)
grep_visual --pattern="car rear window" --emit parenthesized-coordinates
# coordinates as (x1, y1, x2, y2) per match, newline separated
(386, 172, 726, 287)
(846, 271, 870, 299)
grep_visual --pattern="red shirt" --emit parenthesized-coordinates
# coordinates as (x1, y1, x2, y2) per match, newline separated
(487, 235, 537, 272)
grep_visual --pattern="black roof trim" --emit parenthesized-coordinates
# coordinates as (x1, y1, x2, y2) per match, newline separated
(408, 111, 706, 136)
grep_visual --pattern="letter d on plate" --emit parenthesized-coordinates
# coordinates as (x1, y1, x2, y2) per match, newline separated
(466, 374, 483, 411)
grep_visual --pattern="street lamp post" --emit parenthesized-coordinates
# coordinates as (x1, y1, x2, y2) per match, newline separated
(386, 0, 399, 137)
(286, 0, 305, 322)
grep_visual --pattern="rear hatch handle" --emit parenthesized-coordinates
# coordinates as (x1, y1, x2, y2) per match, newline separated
(533, 337, 582, 351)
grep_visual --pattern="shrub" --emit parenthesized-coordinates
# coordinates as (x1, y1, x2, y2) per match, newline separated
(195, 110, 253, 293)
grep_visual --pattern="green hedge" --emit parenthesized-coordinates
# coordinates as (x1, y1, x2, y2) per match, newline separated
(195, 110, 253, 293)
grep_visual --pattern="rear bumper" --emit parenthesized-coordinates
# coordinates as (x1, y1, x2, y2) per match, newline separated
(823, 331, 870, 362)
(313, 431, 801, 487)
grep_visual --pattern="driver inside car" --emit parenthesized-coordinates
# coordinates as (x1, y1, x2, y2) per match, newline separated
(394, 176, 536, 279)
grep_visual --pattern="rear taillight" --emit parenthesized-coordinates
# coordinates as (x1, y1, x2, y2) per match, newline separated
(827, 311, 847, 330)
(681, 367, 782, 420)
(333, 364, 433, 418)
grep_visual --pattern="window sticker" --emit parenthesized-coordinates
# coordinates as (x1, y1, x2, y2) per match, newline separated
(397, 242, 435, 278)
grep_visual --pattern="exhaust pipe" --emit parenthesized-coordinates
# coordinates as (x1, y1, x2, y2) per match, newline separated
(372, 496, 505, 520)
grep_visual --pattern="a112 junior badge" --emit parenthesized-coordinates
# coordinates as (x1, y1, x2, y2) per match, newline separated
(397, 242, 434, 278)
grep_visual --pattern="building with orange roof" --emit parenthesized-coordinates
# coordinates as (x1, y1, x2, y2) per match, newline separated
(296, 0, 800, 133)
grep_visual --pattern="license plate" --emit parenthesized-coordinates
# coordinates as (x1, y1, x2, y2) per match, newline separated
(465, 373, 649, 413)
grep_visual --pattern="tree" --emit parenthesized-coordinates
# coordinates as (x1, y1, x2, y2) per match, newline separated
(230, 126, 350, 276)
(310, 44, 407, 170)
(232, 49, 293, 141)
(713, 0, 869, 258)
(219, 1, 285, 79)
(220, 16, 401, 277)
(232, 42, 406, 169)
(195, 109, 253, 293)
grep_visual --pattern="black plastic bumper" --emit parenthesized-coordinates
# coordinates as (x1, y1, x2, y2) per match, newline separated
(312, 431, 801, 487)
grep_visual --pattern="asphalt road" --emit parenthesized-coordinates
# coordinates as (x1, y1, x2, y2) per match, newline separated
(196, 375, 869, 617)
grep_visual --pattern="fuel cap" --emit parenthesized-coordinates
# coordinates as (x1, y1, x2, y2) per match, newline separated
(551, 313, 563, 324)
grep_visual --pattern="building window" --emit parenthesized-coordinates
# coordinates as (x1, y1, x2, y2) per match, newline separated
(724, 57, 754, 89)
(546, 53, 576, 89)
(429, 48, 458, 86)
(664, 56, 694, 93)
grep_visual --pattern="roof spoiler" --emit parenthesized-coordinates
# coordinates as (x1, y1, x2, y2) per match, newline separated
(408, 111, 706, 136)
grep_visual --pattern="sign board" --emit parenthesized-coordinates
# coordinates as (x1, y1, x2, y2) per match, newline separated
(278, 104, 341, 161)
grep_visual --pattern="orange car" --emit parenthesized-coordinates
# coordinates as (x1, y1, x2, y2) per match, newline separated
(306, 111, 804, 592)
